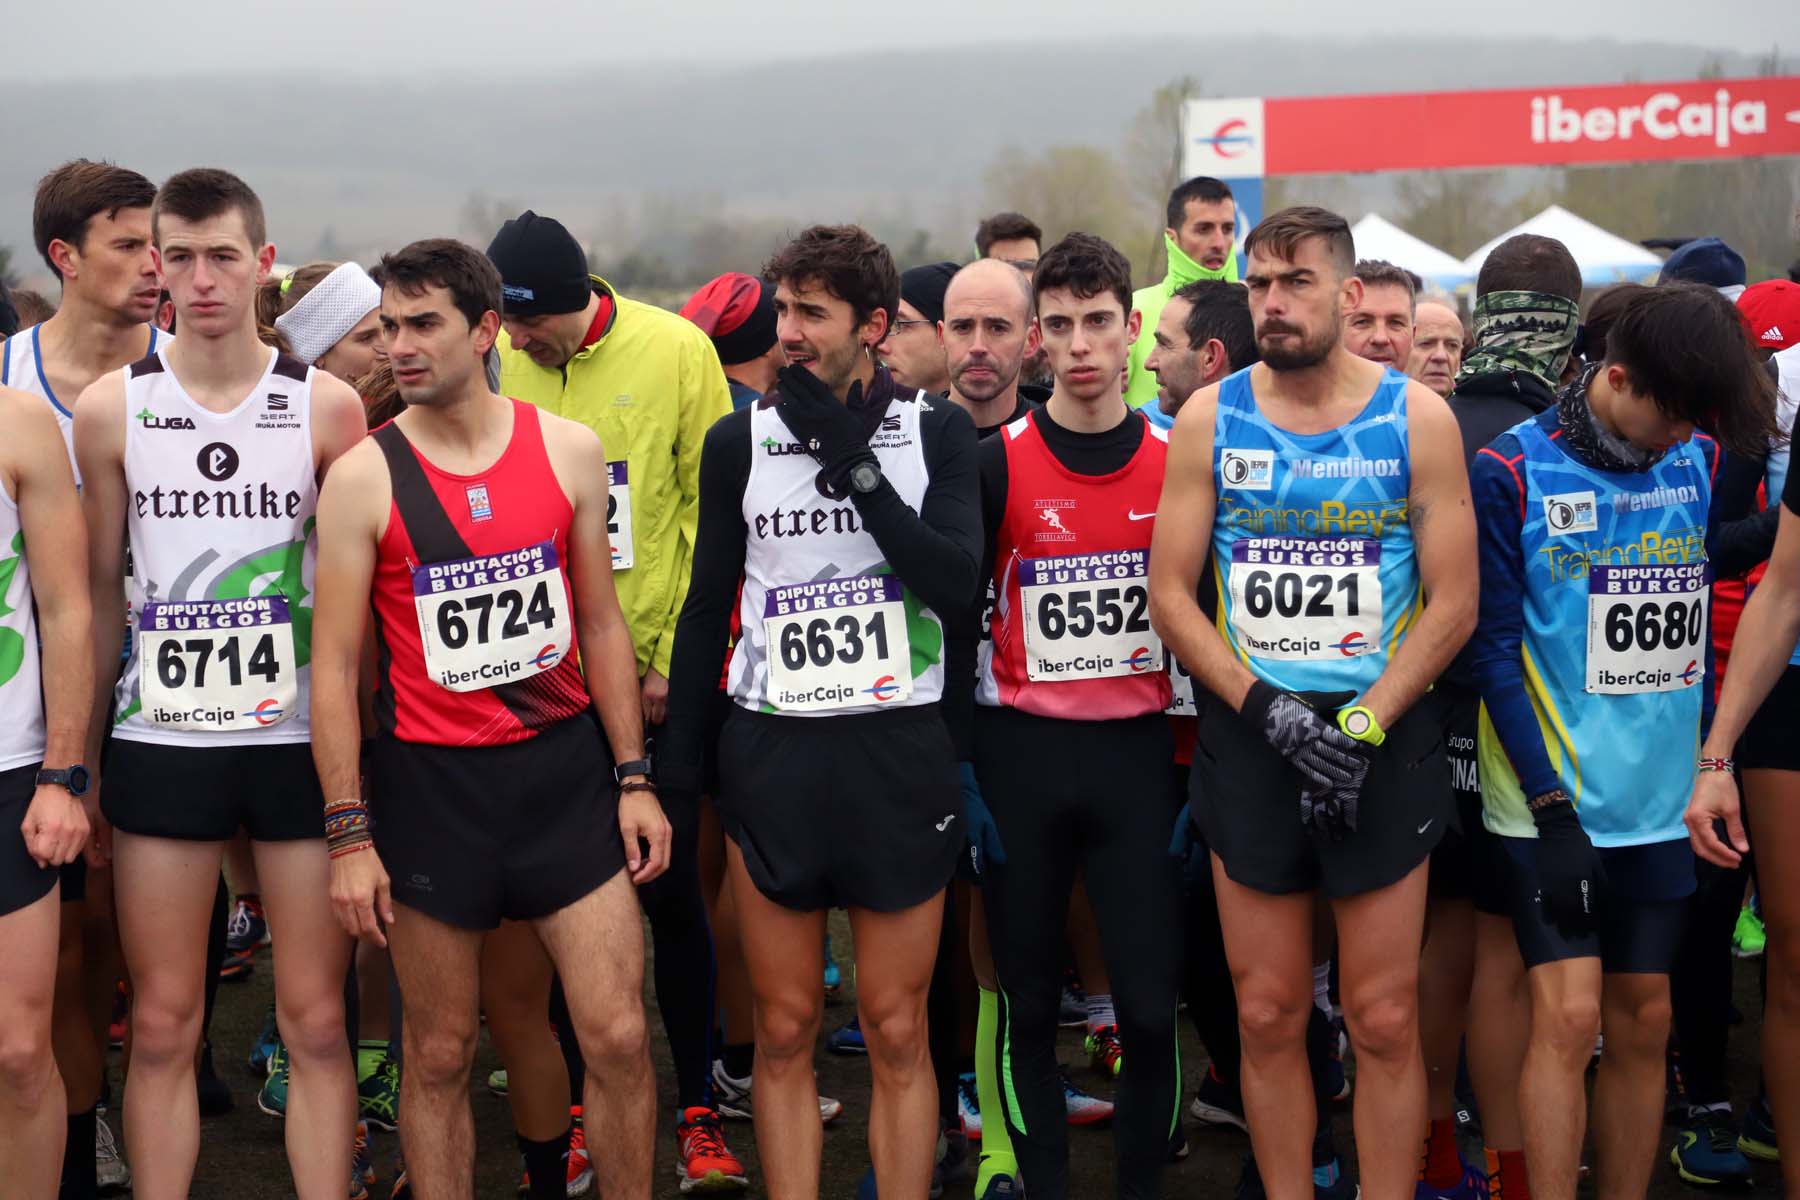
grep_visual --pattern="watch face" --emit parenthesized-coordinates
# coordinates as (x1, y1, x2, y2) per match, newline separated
(1343, 710, 1372, 737)
(69, 765, 90, 794)
(851, 463, 880, 492)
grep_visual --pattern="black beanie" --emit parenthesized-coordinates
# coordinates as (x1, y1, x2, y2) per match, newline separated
(485, 210, 592, 316)
(899, 261, 959, 326)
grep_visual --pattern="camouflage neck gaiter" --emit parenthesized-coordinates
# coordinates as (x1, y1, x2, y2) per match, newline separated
(1455, 290, 1582, 391)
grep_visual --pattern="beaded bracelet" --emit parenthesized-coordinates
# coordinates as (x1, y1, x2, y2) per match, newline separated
(1698, 757, 1736, 775)
(325, 800, 372, 858)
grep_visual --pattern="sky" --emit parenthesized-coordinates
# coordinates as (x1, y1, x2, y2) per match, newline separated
(8, 0, 1799, 79)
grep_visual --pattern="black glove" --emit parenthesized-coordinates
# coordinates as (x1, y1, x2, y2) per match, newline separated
(1240, 680, 1368, 791)
(1530, 797, 1607, 934)
(775, 365, 878, 493)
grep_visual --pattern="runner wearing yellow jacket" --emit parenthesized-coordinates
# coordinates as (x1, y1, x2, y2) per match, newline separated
(1123, 176, 1240, 421)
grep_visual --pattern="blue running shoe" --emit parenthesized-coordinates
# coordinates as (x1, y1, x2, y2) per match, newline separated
(1313, 1155, 1357, 1200)
(1416, 1159, 1487, 1199)
(827, 1016, 867, 1056)
(1739, 1095, 1779, 1163)
(1061, 1070, 1113, 1126)
(823, 934, 842, 997)
(248, 1007, 280, 1076)
(1670, 1107, 1753, 1187)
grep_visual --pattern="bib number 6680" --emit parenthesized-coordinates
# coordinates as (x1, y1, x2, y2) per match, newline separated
(1600, 597, 1704, 653)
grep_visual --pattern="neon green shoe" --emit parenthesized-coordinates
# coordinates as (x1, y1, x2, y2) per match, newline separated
(257, 1043, 289, 1117)
(486, 1069, 509, 1096)
(1735, 906, 1767, 958)
(358, 1055, 400, 1131)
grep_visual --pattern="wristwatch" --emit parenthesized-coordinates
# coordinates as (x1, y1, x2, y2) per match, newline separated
(849, 460, 883, 495)
(1336, 706, 1385, 746)
(613, 757, 654, 785)
(37, 765, 91, 797)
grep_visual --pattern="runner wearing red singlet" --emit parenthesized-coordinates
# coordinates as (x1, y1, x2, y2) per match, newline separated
(309, 239, 669, 1199)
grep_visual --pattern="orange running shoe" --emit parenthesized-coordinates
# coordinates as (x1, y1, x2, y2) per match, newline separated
(674, 1106, 748, 1193)
(566, 1107, 594, 1197)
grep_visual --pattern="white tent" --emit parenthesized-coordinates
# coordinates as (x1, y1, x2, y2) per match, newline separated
(1461, 205, 1664, 286)
(1350, 214, 1473, 290)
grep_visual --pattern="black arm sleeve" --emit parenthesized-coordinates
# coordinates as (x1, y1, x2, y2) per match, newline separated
(1709, 447, 1780, 579)
(849, 399, 982, 618)
(659, 411, 750, 795)
(941, 436, 1011, 760)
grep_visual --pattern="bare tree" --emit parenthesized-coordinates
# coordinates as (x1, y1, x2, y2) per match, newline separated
(1123, 76, 1202, 279)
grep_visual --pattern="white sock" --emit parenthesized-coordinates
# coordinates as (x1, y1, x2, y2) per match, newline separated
(1312, 962, 1332, 1016)
(1085, 992, 1116, 1032)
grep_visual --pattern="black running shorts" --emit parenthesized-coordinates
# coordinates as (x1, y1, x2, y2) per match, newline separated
(1500, 836, 1694, 972)
(716, 703, 961, 913)
(1737, 660, 1800, 772)
(369, 714, 625, 932)
(1427, 684, 1508, 914)
(101, 738, 324, 842)
(0, 763, 56, 918)
(1192, 692, 1452, 898)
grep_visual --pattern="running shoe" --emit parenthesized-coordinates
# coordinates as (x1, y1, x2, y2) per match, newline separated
(1059, 975, 1087, 1028)
(674, 1105, 748, 1193)
(350, 1171, 369, 1200)
(1733, 907, 1766, 958)
(827, 1015, 867, 1055)
(567, 1106, 595, 1196)
(1415, 1158, 1486, 1200)
(353, 1120, 376, 1189)
(258, 1043, 290, 1117)
(196, 1039, 234, 1116)
(359, 1054, 401, 1131)
(217, 946, 255, 982)
(487, 1068, 509, 1096)
(1739, 1095, 1779, 1162)
(248, 1005, 280, 1075)
(1670, 1107, 1753, 1188)
(1313, 1154, 1357, 1200)
(1085, 1024, 1123, 1078)
(823, 933, 842, 998)
(1189, 1063, 1248, 1132)
(941, 1125, 974, 1184)
(1324, 1050, 1350, 1104)
(1061, 1070, 1113, 1125)
(95, 1113, 130, 1194)
(708, 1059, 845, 1124)
(957, 1071, 982, 1139)
(979, 1176, 1023, 1199)
(390, 1158, 411, 1200)
(226, 895, 271, 953)
(1666, 1049, 1689, 1117)
(854, 1160, 947, 1199)
(1168, 1128, 1191, 1162)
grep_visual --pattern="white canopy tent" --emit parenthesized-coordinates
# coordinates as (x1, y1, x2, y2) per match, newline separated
(1349, 214, 1474, 290)
(1460, 205, 1664, 286)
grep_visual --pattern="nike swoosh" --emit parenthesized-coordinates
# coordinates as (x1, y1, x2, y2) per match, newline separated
(1127, 510, 1156, 521)
(1416, 819, 1434, 835)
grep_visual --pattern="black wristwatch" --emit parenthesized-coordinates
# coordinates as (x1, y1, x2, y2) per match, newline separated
(613, 758, 654, 785)
(38, 765, 91, 797)
(849, 460, 883, 495)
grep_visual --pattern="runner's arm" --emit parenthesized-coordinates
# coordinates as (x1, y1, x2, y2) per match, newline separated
(852, 399, 981, 618)
(1701, 471, 1800, 759)
(310, 440, 385, 809)
(1465, 438, 1561, 798)
(653, 333, 733, 679)
(1149, 384, 1259, 711)
(71, 372, 129, 770)
(660, 413, 749, 795)
(311, 372, 371, 476)
(1357, 383, 1477, 728)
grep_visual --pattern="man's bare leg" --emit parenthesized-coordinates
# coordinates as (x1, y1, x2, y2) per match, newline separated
(386, 901, 483, 1199)
(850, 892, 945, 1200)
(480, 920, 571, 1140)
(534, 869, 656, 1200)
(0, 885, 65, 1199)
(254, 839, 355, 1198)
(1213, 855, 1316, 1200)
(111, 831, 221, 1200)
(1590, 972, 1670, 1200)
(1333, 860, 1431, 1199)
(725, 840, 827, 1200)
(1418, 896, 1475, 1126)
(1464, 912, 1529, 1153)
(1519, 957, 1603, 1200)
(52, 888, 103, 1116)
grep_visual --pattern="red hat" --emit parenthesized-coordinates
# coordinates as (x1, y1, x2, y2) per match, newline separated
(1738, 280, 1800, 351)
(681, 273, 777, 365)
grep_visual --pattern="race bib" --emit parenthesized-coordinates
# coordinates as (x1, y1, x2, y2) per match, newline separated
(1227, 537, 1381, 661)
(1019, 550, 1163, 682)
(1585, 561, 1709, 694)
(139, 598, 298, 731)
(1166, 656, 1197, 716)
(413, 542, 573, 693)
(764, 573, 913, 712)
(607, 461, 634, 570)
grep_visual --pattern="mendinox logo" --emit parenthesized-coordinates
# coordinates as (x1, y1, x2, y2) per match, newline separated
(1292, 457, 1401, 480)
(1614, 483, 1699, 514)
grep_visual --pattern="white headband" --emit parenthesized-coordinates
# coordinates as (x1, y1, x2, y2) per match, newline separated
(273, 262, 382, 365)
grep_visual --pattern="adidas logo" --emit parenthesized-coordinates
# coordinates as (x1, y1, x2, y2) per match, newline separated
(1762, 324, 1784, 343)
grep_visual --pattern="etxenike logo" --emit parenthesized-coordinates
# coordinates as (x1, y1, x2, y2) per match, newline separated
(245, 698, 285, 726)
(864, 675, 901, 701)
(1124, 647, 1155, 672)
(1331, 631, 1370, 656)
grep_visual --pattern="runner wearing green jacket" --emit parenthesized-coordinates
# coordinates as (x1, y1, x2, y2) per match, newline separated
(1123, 176, 1239, 420)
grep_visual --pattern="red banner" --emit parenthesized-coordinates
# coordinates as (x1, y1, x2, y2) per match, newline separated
(1258, 77, 1800, 175)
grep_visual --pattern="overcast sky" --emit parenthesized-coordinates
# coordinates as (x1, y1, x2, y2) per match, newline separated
(8, 0, 1798, 79)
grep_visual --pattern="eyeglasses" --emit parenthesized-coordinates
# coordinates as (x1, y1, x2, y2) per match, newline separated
(1002, 258, 1038, 273)
(889, 319, 935, 334)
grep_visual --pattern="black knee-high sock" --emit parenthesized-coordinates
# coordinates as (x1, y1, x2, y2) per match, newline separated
(518, 1127, 572, 1200)
(202, 874, 228, 1035)
(60, 1105, 98, 1199)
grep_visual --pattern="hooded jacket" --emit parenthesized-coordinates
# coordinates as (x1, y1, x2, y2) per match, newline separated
(1123, 232, 1239, 412)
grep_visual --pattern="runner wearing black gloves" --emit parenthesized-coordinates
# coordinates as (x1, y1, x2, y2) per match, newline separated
(1149, 207, 1476, 1200)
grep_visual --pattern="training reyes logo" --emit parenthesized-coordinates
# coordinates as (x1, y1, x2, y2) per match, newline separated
(1542, 490, 1599, 535)
(137, 407, 195, 431)
(1219, 448, 1274, 491)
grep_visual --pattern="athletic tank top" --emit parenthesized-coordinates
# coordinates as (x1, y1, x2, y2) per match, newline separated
(1758, 347, 1800, 665)
(729, 390, 941, 716)
(2, 323, 167, 482)
(1210, 366, 1418, 697)
(0, 474, 46, 770)
(1476, 415, 1712, 846)
(371, 400, 590, 747)
(113, 346, 317, 746)
(976, 409, 1172, 719)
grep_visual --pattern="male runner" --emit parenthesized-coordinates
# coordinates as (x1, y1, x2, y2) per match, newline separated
(1149, 206, 1477, 1200)
(1406, 301, 1464, 398)
(880, 262, 956, 396)
(1124, 176, 1240, 414)
(971, 232, 1182, 1200)
(681, 272, 783, 407)
(4, 157, 163, 1197)
(0, 382, 96, 1199)
(72, 168, 367, 1199)
(1143, 278, 1255, 422)
(661, 223, 980, 1200)
(1342, 260, 1416, 371)
(312, 237, 670, 1199)
(1471, 284, 1773, 1200)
